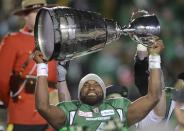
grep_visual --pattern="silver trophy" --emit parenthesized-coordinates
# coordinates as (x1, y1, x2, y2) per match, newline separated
(122, 10, 160, 47)
(34, 6, 160, 61)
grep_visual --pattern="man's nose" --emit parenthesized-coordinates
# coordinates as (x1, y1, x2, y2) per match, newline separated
(88, 85, 95, 90)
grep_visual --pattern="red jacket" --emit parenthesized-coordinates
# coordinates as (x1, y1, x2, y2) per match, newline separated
(0, 27, 57, 125)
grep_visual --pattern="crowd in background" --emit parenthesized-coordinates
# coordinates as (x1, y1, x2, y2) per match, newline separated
(0, 0, 183, 127)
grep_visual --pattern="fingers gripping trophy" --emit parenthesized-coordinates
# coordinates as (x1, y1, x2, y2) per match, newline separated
(34, 7, 161, 61)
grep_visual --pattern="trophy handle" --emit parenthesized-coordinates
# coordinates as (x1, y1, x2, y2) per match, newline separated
(130, 10, 149, 22)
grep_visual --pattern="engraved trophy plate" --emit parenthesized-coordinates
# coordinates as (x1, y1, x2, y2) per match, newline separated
(34, 7, 160, 61)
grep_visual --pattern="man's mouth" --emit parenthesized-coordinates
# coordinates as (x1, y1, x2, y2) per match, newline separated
(87, 92, 96, 97)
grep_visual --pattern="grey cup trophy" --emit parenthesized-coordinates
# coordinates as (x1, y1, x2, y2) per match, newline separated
(34, 6, 160, 61)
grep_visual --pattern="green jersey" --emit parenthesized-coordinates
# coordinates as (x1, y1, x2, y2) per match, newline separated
(164, 87, 175, 120)
(165, 87, 184, 130)
(57, 97, 131, 131)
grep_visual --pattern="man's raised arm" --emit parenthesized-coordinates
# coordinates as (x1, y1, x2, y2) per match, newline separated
(33, 51, 66, 129)
(134, 44, 166, 119)
(127, 39, 164, 126)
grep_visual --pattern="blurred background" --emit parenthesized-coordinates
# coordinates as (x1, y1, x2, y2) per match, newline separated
(0, 0, 184, 99)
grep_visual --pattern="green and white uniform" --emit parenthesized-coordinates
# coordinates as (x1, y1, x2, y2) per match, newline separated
(57, 97, 131, 131)
(166, 100, 184, 130)
(164, 87, 177, 128)
(135, 87, 176, 129)
(165, 87, 184, 130)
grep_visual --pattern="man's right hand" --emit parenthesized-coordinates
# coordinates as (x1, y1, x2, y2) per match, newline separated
(32, 50, 45, 64)
(136, 44, 148, 60)
(57, 61, 69, 82)
(148, 39, 164, 55)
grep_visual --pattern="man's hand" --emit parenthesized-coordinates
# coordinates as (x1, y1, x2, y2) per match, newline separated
(57, 61, 69, 82)
(148, 39, 164, 55)
(173, 89, 184, 103)
(57, 61, 71, 102)
(136, 44, 148, 60)
(33, 50, 48, 77)
(32, 50, 46, 64)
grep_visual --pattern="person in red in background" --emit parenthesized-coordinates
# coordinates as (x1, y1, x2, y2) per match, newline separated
(0, 0, 58, 130)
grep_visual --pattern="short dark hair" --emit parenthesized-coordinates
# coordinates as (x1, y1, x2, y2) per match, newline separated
(106, 85, 128, 98)
(177, 72, 184, 80)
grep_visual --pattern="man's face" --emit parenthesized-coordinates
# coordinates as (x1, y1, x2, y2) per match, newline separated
(24, 10, 38, 31)
(80, 80, 104, 106)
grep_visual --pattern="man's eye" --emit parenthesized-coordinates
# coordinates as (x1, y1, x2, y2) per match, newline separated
(84, 84, 90, 87)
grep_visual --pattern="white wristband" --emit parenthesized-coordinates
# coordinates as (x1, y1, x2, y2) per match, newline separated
(37, 63, 48, 76)
(149, 55, 161, 69)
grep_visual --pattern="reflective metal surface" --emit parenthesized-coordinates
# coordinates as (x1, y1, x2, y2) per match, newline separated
(122, 10, 160, 47)
(34, 7, 160, 61)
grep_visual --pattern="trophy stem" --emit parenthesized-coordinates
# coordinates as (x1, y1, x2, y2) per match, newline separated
(118, 25, 135, 36)
(122, 28, 136, 35)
